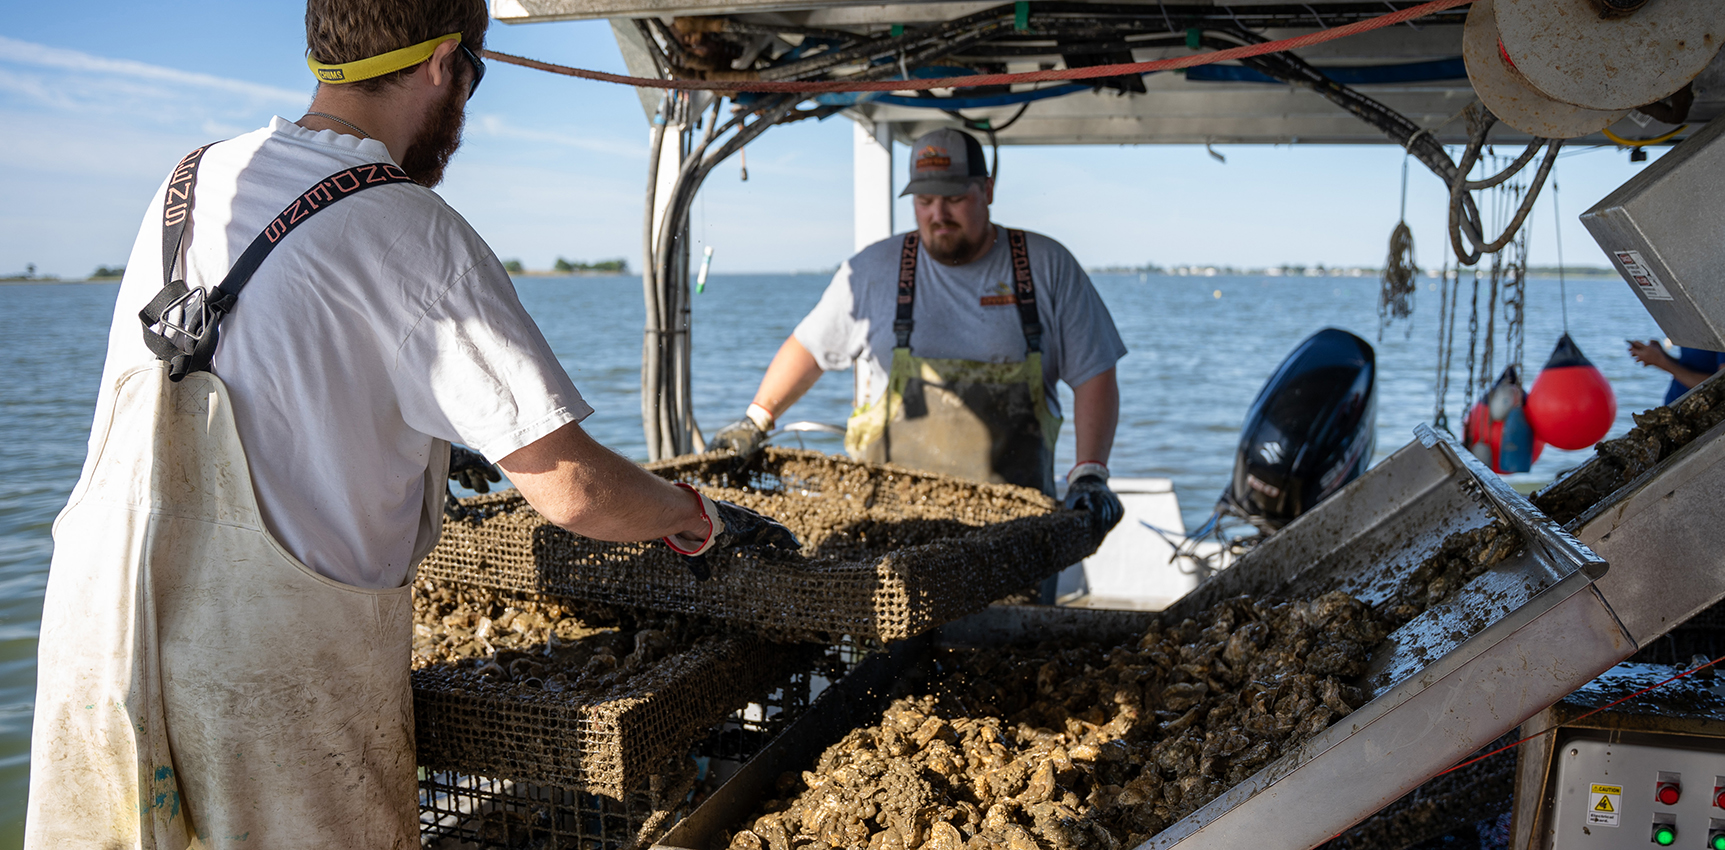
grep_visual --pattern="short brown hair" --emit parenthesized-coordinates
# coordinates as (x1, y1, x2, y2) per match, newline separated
(305, 0, 488, 93)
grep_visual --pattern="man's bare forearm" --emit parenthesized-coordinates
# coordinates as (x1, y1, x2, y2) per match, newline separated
(498, 421, 705, 542)
(750, 336, 824, 421)
(1072, 368, 1119, 468)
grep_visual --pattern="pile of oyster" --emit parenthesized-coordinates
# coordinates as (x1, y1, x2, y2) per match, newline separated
(412, 580, 720, 698)
(729, 590, 1388, 850)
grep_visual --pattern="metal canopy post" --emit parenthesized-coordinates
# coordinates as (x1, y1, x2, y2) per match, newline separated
(852, 118, 894, 252)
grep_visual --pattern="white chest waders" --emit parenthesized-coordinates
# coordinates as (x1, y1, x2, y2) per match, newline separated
(844, 229, 1061, 496)
(25, 146, 445, 849)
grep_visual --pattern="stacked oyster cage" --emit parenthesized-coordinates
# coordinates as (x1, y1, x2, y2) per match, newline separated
(412, 447, 1100, 849)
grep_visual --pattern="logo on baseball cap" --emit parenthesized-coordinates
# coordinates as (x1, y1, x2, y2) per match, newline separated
(901, 128, 989, 197)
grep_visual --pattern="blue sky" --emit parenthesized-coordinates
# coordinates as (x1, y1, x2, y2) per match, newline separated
(0, 1, 1665, 278)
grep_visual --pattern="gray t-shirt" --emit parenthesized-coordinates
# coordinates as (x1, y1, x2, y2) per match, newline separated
(794, 226, 1126, 420)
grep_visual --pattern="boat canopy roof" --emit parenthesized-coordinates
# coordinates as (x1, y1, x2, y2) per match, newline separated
(492, 0, 1719, 147)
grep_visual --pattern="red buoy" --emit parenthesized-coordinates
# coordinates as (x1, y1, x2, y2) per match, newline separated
(1464, 366, 1544, 473)
(1525, 334, 1617, 450)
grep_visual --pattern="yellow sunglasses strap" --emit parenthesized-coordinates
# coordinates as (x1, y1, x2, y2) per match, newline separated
(308, 32, 461, 84)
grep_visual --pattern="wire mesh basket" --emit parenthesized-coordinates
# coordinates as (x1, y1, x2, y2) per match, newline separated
(420, 756, 695, 850)
(419, 642, 867, 850)
(420, 448, 1100, 643)
(414, 631, 819, 799)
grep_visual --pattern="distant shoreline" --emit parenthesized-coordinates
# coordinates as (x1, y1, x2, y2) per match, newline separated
(0, 277, 120, 285)
(2, 268, 1627, 285)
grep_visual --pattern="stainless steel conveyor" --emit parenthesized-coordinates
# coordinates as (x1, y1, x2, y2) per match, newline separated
(655, 426, 1641, 850)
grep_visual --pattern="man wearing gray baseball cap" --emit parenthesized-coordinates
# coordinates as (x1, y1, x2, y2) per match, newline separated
(714, 127, 1127, 548)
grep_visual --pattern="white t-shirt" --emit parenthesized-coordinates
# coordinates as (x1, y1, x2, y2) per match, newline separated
(794, 227, 1126, 419)
(96, 117, 589, 589)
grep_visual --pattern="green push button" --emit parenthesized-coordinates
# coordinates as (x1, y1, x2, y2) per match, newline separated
(1711, 833, 1725, 850)
(1652, 825, 1675, 846)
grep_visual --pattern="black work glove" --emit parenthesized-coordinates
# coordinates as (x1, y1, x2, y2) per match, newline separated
(710, 415, 770, 460)
(664, 484, 801, 580)
(1064, 471, 1124, 535)
(449, 445, 502, 494)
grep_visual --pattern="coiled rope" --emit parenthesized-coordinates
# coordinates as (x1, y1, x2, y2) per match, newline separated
(482, 0, 1473, 93)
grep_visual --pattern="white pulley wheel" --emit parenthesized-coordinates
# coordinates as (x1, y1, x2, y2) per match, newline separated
(1496, 0, 1725, 111)
(1465, 0, 1627, 139)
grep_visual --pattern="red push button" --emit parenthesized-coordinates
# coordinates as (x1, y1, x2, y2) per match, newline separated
(1656, 781, 1681, 805)
(1715, 786, 1725, 809)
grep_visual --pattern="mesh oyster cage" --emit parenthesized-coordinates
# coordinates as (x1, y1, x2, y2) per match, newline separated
(420, 448, 1101, 643)
(419, 642, 868, 850)
(420, 758, 694, 850)
(413, 631, 820, 799)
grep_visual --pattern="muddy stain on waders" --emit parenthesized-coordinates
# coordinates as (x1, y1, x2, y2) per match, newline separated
(845, 229, 1060, 496)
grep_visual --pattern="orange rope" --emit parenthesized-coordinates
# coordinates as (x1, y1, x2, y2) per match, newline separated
(483, 0, 1472, 93)
(1432, 652, 1725, 779)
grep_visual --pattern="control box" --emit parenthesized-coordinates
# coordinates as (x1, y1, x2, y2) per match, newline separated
(1548, 736, 1725, 848)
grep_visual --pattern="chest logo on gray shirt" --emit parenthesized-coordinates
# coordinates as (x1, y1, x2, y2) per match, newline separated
(980, 281, 1017, 307)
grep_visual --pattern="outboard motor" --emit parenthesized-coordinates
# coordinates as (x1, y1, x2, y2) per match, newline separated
(1220, 328, 1376, 532)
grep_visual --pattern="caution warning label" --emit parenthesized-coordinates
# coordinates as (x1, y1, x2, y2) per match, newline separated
(1588, 783, 1622, 828)
(1613, 250, 1674, 302)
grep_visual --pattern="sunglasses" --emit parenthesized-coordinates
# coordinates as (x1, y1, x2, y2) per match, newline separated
(457, 42, 485, 98)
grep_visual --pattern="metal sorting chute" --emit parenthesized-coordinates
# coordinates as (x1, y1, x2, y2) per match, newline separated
(1570, 415, 1725, 652)
(1582, 116, 1725, 351)
(654, 426, 1625, 850)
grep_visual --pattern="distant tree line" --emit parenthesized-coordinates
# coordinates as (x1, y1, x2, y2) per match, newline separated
(554, 257, 628, 273)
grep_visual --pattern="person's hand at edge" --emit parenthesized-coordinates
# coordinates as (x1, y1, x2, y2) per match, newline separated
(1063, 461, 1123, 535)
(710, 403, 774, 460)
(449, 444, 502, 493)
(1628, 339, 1678, 374)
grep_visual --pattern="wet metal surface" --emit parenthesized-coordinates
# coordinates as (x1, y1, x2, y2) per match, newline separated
(657, 429, 1618, 850)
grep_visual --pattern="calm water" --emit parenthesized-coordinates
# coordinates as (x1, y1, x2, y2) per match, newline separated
(0, 272, 1668, 844)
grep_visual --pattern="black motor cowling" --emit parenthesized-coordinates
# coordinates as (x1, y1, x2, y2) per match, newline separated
(1221, 328, 1376, 531)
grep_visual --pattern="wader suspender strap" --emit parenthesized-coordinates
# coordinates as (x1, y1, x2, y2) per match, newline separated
(139, 146, 415, 382)
(894, 233, 919, 349)
(893, 228, 1044, 353)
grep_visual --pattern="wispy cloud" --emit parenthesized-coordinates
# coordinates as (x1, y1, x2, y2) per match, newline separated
(0, 35, 304, 104)
(472, 114, 642, 158)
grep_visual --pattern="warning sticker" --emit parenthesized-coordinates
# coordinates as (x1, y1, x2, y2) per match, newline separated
(1614, 250, 1674, 302)
(1588, 783, 1622, 828)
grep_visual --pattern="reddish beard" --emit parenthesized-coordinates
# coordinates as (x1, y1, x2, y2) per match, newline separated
(923, 223, 985, 265)
(400, 82, 466, 188)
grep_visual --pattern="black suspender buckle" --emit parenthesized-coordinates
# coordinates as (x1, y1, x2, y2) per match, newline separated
(147, 283, 216, 355)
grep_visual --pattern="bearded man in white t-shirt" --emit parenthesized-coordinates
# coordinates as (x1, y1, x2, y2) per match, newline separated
(24, 2, 792, 847)
(714, 129, 1127, 554)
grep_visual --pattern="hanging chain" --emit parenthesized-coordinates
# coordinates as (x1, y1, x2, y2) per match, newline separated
(1434, 256, 1458, 431)
(1481, 262, 1499, 395)
(1465, 268, 1481, 401)
(1503, 213, 1529, 375)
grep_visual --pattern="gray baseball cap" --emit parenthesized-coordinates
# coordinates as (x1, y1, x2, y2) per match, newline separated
(900, 128, 989, 197)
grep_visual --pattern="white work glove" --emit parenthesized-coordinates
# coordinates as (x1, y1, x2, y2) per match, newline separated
(710, 403, 774, 460)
